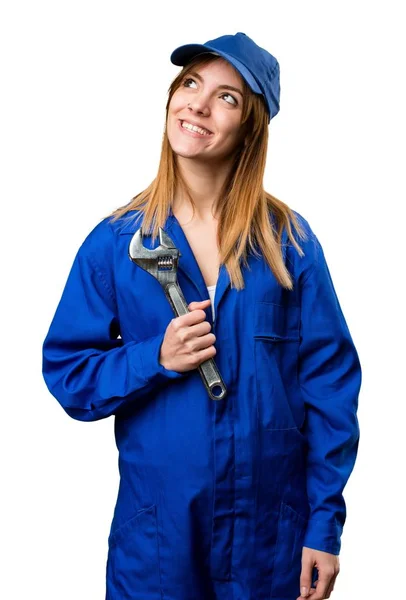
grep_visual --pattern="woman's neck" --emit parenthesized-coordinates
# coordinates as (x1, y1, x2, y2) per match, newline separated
(174, 155, 233, 221)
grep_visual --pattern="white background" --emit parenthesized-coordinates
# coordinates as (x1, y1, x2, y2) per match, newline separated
(1, 1, 404, 598)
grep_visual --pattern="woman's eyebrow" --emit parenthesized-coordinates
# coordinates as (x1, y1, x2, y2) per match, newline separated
(188, 71, 243, 97)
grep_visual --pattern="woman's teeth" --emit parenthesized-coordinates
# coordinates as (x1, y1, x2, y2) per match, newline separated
(181, 121, 211, 136)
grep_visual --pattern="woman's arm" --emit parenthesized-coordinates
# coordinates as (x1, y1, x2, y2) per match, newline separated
(298, 230, 362, 555)
(42, 221, 187, 422)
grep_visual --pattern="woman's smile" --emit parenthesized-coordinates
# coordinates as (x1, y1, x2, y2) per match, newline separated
(178, 119, 214, 138)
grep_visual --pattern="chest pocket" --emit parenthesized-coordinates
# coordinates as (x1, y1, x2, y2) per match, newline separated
(254, 301, 304, 431)
(254, 301, 300, 341)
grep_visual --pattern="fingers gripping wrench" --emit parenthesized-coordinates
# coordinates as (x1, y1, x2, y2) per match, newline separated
(128, 226, 227, 401)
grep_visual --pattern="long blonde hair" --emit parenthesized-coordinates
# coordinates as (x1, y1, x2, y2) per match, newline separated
(108, 53, 307, 290)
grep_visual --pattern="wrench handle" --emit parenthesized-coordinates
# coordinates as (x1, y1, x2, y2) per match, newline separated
(163, 282, 227, 401)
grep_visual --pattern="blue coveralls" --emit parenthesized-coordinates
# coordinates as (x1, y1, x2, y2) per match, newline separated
(42, 208, 362, 600)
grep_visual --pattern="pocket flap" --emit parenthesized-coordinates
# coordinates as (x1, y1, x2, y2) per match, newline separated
(254, 301, 300, 341)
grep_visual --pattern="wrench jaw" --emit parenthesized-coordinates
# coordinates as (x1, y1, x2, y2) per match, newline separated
(128, 227, 181, 284)
(158, 227, 177, 251)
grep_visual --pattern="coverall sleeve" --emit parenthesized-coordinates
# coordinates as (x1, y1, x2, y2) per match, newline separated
(298, 233, 362, 555)
(42, 225, 186, 422)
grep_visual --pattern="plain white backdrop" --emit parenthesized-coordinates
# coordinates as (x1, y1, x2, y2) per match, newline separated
(1, 1, 404, 598)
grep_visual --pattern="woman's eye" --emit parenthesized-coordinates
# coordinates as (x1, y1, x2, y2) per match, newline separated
(221, 93, 238, 106)
(182, 78, 238, 106)
(183, 78, 197, 88)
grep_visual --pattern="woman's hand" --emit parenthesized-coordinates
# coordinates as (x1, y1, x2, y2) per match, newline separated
(159, 299, 216, 372)
(297, 546, 340, 599)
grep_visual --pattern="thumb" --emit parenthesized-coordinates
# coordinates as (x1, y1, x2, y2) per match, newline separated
(299, 555, 313, 597)
(188, 299, 211, 310)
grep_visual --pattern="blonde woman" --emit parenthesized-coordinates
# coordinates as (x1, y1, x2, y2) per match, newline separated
(42, 32, 362, 600)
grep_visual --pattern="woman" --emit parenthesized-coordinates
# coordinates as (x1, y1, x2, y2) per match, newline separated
(42, 32, 362, 600)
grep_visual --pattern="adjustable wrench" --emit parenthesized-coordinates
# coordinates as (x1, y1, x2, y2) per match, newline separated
(128, 226, 227, 401)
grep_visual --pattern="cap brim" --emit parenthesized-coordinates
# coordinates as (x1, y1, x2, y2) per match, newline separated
(170, 44, 216, 66)
(170, 43, 262, 96)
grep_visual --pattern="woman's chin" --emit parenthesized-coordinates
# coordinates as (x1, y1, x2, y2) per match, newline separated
(169, 140, 207, 160)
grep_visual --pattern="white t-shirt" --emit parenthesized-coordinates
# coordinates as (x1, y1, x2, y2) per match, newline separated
(207, 285, 216, 321)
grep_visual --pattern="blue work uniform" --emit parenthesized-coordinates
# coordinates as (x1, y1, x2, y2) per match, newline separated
(42, 208, 362, 600)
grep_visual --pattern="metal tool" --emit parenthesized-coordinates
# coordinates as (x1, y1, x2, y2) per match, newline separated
(128, 226, 227, 401)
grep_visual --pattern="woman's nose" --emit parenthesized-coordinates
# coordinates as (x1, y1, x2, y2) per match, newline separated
(187, 97, 210, 116)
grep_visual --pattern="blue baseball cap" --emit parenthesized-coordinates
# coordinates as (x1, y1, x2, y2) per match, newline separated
(170, 32, 280, 123)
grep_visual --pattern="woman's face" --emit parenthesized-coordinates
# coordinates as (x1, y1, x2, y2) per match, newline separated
(167, 58, 244, 163)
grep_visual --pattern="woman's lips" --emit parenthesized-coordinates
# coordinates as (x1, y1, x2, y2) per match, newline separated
(178, 120, 213, 138)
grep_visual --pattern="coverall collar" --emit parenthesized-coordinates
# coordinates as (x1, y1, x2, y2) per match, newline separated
(118, 209, 231, 323)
